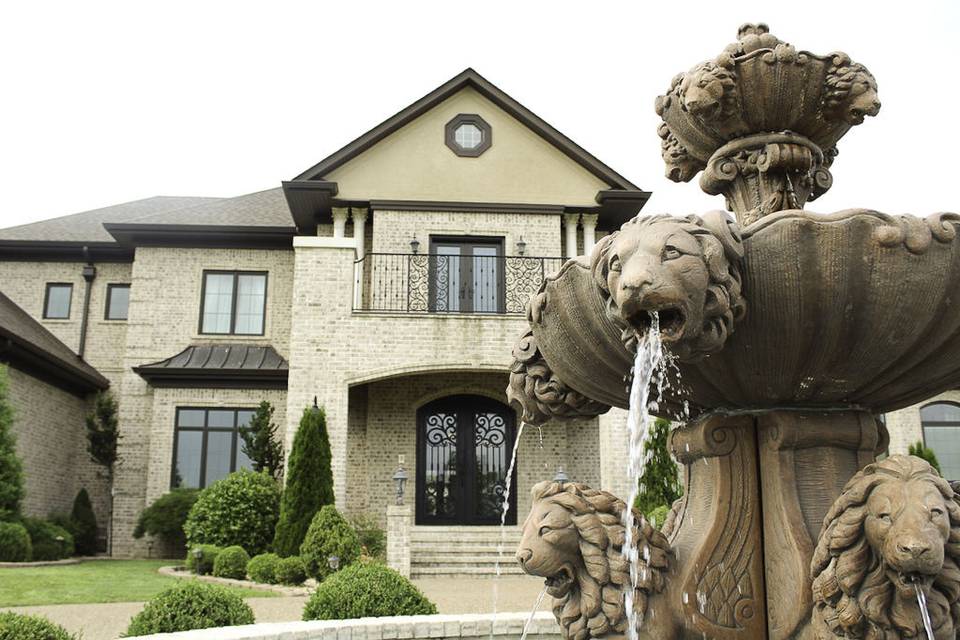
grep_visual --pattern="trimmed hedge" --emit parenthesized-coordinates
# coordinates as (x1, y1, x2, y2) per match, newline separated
(70, 489, 98, 556)
(0, 521, 31, 562)
(303, 562, 437, 620)
(0, 612, 78, 639)
(184, 470, 280, 556)
(300, 505, 361, 581)
(24, 519, 74, 561)
(184, 544, 221, 575)
(274, 555, 307, 586)
(212, 545, 249, 580)
(247, 552, 280, 584)
(134, 488, 198, 550)
(124, 581, 254, 636)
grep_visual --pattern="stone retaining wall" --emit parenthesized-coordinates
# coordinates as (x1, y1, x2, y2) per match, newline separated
(127, 612, 559, 640)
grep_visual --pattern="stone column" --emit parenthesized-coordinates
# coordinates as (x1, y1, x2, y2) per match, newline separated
(562, 213, 580, 258)
(386, 503, 412, 578)
(331, 207, 349, 238)
(351, 208, 368, 309)
(580, 213, 598, 255)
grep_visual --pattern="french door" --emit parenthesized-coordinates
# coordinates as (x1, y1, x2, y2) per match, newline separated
(429, 238, 504, 313)
(416, 395, 517, 525)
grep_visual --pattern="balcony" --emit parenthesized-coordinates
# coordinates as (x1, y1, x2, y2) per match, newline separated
(353, 253, 565, 315)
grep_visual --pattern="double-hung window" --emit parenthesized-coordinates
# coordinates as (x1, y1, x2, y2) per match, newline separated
(199, 271, 267, 335)
(171, 408, 255, 489)
(43, 283, 73, 319)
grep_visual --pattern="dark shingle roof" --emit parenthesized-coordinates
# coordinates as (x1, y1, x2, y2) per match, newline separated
(133, 344, 288, 389)
(126, 188, 292, 228)
(0, 292, 109, 395)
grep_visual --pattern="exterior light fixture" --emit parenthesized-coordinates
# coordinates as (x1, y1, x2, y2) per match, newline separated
(392, 465, 409, 505)
(410, 236, 420, 254)
(146, 539, 154, 558)
(553, 467, 570, 485)
(327, 555, 340, 571)
(516, 236, 527, 256)
(192, 547, 204, 565)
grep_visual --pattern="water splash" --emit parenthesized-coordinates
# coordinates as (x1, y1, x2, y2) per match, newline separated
(520, 586, 549, 640)
(913, 581, 935, 640)
(491, 421, 526, 636)
(622, 312, 667, 640)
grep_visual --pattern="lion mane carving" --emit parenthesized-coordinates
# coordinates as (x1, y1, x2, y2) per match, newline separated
(679, 61, 739, 123)
(822, 56, 881, 125)
(516, 481, 671, 640)
(810, 455, 960, 639)
(591, 211, 746, 361)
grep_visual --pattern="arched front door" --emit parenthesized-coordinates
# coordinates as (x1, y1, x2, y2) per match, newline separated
(416, 395, 517, 525)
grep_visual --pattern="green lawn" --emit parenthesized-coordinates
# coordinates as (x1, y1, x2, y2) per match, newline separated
(0, 560, 277, 606)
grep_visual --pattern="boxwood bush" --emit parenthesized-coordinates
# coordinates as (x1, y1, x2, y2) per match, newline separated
(124, 581, 254, 636)
(247, 552, 280, 584)
(184, 544, 221, 575)
(0, 521, 31, 562)
(0, 612, 77, 639)
(299, 505, 361, 581)
(274, 555, 307, 586)
(184, 470, 280, 556)
(24, 519, 74, 561)
(303, 562, 437, 620)
(212, 545, 249, 580)
(133, 488, 198, 551)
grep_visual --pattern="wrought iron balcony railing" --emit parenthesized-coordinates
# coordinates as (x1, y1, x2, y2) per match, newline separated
(353, 253, 565, 315)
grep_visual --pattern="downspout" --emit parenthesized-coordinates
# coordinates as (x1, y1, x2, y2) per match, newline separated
(78, 246, 96, 359)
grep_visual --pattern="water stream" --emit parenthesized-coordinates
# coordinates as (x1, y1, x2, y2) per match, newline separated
(491, 421, 526, 635)
(519, 586, 549, 640)
(913, 581, 935, 640)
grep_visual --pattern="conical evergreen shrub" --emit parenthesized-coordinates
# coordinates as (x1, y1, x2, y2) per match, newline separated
(0, 366, 24, 521)
(635, 418, 683, 519)
(71, 489, 98, 555)
(273, 404, 334, 556)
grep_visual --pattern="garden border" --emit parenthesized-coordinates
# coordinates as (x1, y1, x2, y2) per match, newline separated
(158, 565, 313, 596)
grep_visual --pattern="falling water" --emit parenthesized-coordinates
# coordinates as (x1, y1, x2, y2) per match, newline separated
(622, 312, 666, 640)
(491, 421, 526, 634)
(913, 581, 935, 640)
(520, 586, 550, 640)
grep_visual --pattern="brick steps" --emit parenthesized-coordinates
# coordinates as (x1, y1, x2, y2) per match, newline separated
(409, 526, 525, 578)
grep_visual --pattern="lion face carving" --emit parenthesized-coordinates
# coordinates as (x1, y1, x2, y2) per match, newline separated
(516, 481, 671, 640)
(679, 62, 738, 122)
(591, 211, 746, 361)
(811, 455, 960, 639)
(822, 61, 881, 125)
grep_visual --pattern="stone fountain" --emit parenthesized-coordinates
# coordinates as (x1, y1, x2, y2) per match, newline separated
(508, 24, 960, 640)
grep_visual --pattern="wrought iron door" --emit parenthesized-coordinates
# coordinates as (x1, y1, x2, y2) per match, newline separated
(428, 238, 505, 313)
(416, 395, 517, 525)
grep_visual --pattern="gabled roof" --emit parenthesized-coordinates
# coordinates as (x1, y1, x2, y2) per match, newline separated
(0, 292, 109, 396)
(133, 344, 288, 389)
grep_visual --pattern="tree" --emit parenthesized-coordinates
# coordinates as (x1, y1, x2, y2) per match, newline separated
(635, 418, 683, 519)
(0, 365, 24, 521)
(273, 402, 334, 556)
(909, 441, 943, 475)
(85, 391, 119, 553)
(71, 488, 98, 555)
(238, 401, 284, 481)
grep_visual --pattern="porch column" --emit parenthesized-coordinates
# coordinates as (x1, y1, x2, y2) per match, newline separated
(387, 504, 412, 578)
(351, 208, 368, 309)
(332, 207, 349, 238)
(581, 213, 598, 255)
(563, 213, 580, 258)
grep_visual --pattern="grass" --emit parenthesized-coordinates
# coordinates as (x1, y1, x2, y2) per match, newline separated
(0, 559, 277, 606)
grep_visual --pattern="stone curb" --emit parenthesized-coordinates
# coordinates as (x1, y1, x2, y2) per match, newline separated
(158, 566, 313, 596)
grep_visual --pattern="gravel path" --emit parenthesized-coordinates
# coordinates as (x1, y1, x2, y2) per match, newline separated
(2, 576, 546, 640)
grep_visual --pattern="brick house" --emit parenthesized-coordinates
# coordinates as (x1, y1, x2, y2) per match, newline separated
(0, 69, 949, 571)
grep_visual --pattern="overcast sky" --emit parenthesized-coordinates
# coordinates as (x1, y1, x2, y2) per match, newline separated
(1, 1, 957, 227)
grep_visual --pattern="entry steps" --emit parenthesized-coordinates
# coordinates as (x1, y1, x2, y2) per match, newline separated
(409, 525, 525, 577)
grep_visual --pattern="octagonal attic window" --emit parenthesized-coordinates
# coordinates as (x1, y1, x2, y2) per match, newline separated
(445, 114, 492, 157)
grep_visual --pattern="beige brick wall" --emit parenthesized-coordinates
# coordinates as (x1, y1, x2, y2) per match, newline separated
(884, 391, 960, 456)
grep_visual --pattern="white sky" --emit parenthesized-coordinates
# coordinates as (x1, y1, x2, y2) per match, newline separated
(1, 0, 958, 227)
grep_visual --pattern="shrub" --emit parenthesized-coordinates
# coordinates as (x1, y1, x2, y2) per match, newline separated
(212, 545, 249, 580)
(274, 555, 307, 586)
(909, 441, 943, 475)
(303, 562, 437, 620)
(124, 581, 254, 636)
(0, 366, 24, 521)
(247, 552, 280, 584)
(0, 611, 77, 639)
(273, 405, 334, 556)
(184, 470, 280, 556)
(184, 544, 221, 575)
(646, 504, 670, 529)
(350, 513, 386, 561)
(24, 519, 74, 561)
(635, 418, 683, 515)
(70, 489, 98, 556)
(300, 505, 361, 581)
(238, 401, 284, 482)
(0, 521, 31, 561)
(133, 488, 199, 550)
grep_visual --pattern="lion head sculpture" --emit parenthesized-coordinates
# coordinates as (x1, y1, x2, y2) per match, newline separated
(679, 61, 738, 123)
(516, 481, 672, 640)
(590, 211, 746, 361)
(810, 455, 960, 639)
(822, 57, 881, 125)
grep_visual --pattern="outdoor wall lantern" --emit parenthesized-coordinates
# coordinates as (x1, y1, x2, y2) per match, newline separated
(410, 236, 420, 254)
(553, 467, 570, 485)
(392, 465, 409, 505)
(327, 555, 340, 571)
(146, 539, 154, 558)
(192, 547, 203, 562)
(516, 236, 526, 256)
